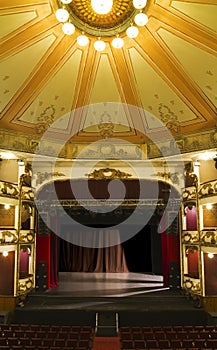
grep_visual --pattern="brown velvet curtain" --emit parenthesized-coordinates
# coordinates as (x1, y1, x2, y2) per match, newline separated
(59, 228, 128, 273)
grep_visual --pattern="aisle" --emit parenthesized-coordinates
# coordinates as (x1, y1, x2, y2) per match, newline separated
(93, 337, 120, 350)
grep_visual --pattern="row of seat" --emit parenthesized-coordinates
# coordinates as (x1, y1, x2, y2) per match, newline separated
(0, 337, 91, 347)
(120, 326, 217, 333)
(120, 349, 217, 350)
(1, 330, 92, 340)
(120, 331, 217, 340)
(119, 326, 217, 349)
(0, 347, 89, 350)
(0, 324, 94, 350)
(120, 338, 217, 349)
(0, 324, 93, 332)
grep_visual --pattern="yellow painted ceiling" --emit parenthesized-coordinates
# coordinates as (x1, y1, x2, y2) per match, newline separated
(0, 11, 37, 38)
(172, 1, 217, 32)
(158, 29, 217, 108)
(0, 0, 216, 145)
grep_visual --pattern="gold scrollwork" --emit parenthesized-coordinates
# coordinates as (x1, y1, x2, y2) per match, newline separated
(0, 230, 18, 243)
(182, 231, 199, 244)
(98, 124, 114, 138)
(183, 188, 197, 201)
(21, 189, 34, 200)
(201, 230, 217, 245)
(86, 168, 132, 180)
(198, 181, 216, 198)
(156, 160, 181, 185)
(0, 181, 19, 198)
(184, 278, 200, 292)
(19, 230, 35, 243)
(18, 278, 34, 293)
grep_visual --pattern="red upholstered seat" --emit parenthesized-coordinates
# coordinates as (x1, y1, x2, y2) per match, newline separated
(121, 339, 134, 349)
(154, 331, 166, 340)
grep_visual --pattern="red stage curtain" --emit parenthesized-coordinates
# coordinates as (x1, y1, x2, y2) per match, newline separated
(50, 216, 59, 287)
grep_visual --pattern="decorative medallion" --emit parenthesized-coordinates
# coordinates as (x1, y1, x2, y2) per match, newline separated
(86, 167, 132, 179)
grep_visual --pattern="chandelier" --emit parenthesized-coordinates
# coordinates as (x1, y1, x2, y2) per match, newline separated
(55, 0, 149, 51)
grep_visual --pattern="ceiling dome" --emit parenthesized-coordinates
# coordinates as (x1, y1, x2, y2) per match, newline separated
(58, 0, 139, 36)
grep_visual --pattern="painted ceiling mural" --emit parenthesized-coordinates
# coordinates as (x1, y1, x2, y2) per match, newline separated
(0, 0, 216, 158)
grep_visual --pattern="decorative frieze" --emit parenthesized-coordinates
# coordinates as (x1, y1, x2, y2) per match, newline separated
(183, 276, 201, 294)
(201, 230, 217, 246)
(182, 231, 199, 244)
(21, 186, 34, 201)
(0, 229, 18, 244)
(182, 187, 197, 201)
(0, 181, 19, 199)
(148, 127, 217, 158)
(1, 127, 217, 159)
(86, 167, 132, 179)
(18, 277, 34, 294)
(19, 230, 35, 244)
(198, 180, 217, 199)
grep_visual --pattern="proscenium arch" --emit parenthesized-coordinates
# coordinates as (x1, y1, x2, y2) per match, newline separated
(35, 176, 181, 279)
(35, 176, 181, 232)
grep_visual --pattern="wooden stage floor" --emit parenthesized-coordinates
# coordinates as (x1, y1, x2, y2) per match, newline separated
(47, 272, 165, 297)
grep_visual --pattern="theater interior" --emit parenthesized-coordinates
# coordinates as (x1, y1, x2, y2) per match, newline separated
(0, 0, 217, 349)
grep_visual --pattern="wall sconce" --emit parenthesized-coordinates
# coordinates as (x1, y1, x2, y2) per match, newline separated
(18, 160, 25, 166)
(208, 253, 214, 259)
(206, 203, 213, 210)
(2, 251, 8, 257)
(4, 204, 10, 210)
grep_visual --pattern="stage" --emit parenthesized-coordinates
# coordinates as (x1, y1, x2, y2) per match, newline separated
(14, 272, 209, 327)
(47, 272, 165, 297)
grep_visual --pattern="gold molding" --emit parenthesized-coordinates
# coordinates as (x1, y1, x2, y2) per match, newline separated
(0, 181, 19, 199)
(0, 230, 18, 244)
(183, 276, 201, 294)
(86, 167, 132, 179)
(182, 231, 199, 245)
(199, 180, 217, 199)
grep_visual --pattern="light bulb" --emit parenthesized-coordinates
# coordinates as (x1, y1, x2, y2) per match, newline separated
(126, 25, 139, 38)
(94, 39, 106, 51)
(62, 22, 75, 35)
(4, 204, 10, 210)
(91, 0, 113, 14)
(3, 251, 8, 257)
(55, 8, 69, 22)
(134, 12, 148, 26)
(208, 253, 214, 259)
(18, 159, 25, 166)
(61, 0, 72, 3)
(77, 34, 89, 47)
(133, 0, 147, 9)
(112, 37, 124, 48)
(206, 203, 213, 210)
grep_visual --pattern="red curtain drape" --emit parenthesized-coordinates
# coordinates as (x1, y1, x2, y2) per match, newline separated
(161, 213, 180, 287)
(36, 212, 51, 288)
(50, 217, 59, 287)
